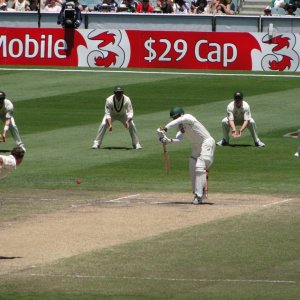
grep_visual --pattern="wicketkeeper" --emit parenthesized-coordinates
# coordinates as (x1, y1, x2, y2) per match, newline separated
(157, 107, 216, 205)
(92, 86, 142, 150)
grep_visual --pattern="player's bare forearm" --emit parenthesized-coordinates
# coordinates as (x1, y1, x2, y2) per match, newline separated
(229, 120, 239, 137)
(239, 120, 249, 134)
(1, 132, 6, 143)
(4, 118, 10, 127)
(125, 118, 132, 129)
(229, 120, 236, 132)
(106, 118, 113, 132)
(2, 120, 10, 142)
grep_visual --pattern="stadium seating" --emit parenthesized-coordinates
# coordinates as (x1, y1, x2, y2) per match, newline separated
(271, 7, 286, 15)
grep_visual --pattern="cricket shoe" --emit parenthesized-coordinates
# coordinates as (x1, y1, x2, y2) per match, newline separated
(92, 141, 100, 149)
(255, 140, 265, 147)
(133, 143, 142, 150)
(216, 139, 229, 146)
(192, 195, 203, 205)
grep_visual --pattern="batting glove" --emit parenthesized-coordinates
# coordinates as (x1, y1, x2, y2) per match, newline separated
(157, 128, 166, 138)
(160, 136, 172, 144)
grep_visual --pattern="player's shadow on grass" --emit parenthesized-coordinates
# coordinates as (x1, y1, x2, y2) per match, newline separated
(0, 256, 23, 260)
(0, 149, 11, 153)
(228, 144, 252, 147)
(102, 147, 133, 150)
(162, 201, 214, 206)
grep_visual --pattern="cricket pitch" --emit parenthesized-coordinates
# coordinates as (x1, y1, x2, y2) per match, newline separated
(0, 190, 298, 275)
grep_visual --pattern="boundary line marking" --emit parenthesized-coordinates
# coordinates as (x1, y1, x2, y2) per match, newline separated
(10, 273, 296, 284)
(1, 68, 300, 78)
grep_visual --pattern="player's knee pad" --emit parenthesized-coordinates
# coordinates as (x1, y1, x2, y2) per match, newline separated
(195, 157, 206, 174)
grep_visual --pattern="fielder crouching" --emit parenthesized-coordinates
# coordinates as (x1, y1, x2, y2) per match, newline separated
(92, 86, 142, 150)
(157, 107, 215, 205)
(0, 91, 26, 152)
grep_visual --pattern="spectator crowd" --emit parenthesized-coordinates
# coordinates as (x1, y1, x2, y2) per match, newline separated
(0, 0, 299, 16)
(264, 0, 300, 15)
(0, 0, 237, 14)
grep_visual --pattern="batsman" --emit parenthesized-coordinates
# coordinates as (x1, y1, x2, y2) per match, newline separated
(157, 107, 216, 205)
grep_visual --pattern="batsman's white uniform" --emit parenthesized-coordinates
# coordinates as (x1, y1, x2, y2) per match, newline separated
(0, 154, 16, 180)
(93, 94, 141, 148)
(164, 114, 215, 199)
(0, 99, 25, 149)
(221, 100, 260, 144)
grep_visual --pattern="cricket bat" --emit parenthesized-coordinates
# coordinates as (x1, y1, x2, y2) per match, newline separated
(163, 143, 170, 175)
(205, 171, 209, 198)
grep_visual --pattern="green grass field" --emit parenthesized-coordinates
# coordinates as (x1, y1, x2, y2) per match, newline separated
(0, 68, 299, 299)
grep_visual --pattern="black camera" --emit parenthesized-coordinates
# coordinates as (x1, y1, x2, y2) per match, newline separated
(57, 1, 82, 28)
(64, 2, 77, 28)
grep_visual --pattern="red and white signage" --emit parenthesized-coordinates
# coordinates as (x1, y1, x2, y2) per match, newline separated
(0, 28, 299, 71)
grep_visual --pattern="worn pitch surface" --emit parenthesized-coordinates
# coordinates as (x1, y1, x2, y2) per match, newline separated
(0, 191, 297, 274)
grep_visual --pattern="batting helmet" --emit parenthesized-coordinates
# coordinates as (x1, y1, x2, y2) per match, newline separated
(0, 91, 6, 101)
(234, 91, 243, 100)
(170, 107, 184, 118)
(11, 146, 25, 159)
(114, 86, 124, 93)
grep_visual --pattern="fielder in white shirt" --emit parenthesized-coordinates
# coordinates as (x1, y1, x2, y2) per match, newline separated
(157, 107, 216, 205)
(0, 91, 26, 152)
(217, 91, 265, 147)
(92, 86, 142, 150)
(0, 146, 25, 180)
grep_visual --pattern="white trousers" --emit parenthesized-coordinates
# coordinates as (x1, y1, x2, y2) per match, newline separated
(1, 117, 24, 147)
(94, 114, 140, 146)
(189, 137, 215, 198)
(221, 117, 259, 143)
